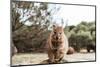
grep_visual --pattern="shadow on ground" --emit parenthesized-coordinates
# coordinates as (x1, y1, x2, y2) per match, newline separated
(40, 59, 68, 64)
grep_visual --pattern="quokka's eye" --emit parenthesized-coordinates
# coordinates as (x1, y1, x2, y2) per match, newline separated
(54, 32, 56, 34)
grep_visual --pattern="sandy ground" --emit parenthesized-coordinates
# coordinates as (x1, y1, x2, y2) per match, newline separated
(12, 52, 95, 66)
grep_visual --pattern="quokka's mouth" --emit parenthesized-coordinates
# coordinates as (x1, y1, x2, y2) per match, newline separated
(52, 40, 63, 43)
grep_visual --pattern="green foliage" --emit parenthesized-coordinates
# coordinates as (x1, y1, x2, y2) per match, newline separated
(12, 1, 51, 52)
(65, 21, 96, 52)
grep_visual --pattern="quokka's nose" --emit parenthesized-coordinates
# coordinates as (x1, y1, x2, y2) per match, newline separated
(56, 37, 58, 40)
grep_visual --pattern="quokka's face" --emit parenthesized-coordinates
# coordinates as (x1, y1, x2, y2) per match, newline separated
(52, 26, 64, 41)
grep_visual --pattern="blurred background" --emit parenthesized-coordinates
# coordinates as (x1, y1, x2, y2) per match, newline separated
(11, 1, 96, 65)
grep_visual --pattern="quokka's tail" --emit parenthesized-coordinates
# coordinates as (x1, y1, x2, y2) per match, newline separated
(67, 47, 75, 55)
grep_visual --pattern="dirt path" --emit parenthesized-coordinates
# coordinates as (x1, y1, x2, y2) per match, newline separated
(12, 53, 95, 65)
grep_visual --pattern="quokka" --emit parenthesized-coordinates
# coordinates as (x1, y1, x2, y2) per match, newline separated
(46, 24, 69, 63)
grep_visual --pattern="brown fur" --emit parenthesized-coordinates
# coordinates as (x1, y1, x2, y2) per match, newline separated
(67, 47, 75, 54)
(46, 25, 68, 63)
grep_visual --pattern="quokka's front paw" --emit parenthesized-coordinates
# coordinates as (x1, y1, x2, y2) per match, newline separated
(48, 59, 55, 64)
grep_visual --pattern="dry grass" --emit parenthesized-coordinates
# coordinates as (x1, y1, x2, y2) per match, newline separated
(12, 52, 95, 66)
